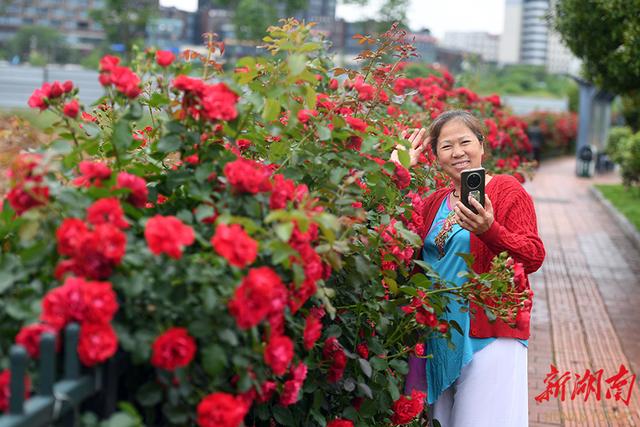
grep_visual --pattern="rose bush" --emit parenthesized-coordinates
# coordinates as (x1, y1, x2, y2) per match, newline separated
(521, 111, 578, 156)
(0, 20, 533, 426)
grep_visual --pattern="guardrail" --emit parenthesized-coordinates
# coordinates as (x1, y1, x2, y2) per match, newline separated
(0, 323, 121, 427)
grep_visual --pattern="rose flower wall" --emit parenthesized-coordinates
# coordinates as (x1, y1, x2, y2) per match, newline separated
(0, 21, 534, 427)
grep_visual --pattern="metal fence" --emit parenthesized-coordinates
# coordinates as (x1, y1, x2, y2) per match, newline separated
(0, 323, 121, 427)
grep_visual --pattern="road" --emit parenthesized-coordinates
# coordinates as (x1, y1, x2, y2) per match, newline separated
(0, 64, 103, 109)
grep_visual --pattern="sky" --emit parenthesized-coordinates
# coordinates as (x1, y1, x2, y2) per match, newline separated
(159, 0, 505, 39)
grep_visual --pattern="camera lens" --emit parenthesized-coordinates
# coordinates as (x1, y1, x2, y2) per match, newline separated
(467, 173, 481, 189)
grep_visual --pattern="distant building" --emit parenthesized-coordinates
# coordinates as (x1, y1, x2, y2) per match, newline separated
(147, 6, 197, 51)
(497, 0, 580, 74)
(0, 0, 106, 51)
(442, 31, 499, 63)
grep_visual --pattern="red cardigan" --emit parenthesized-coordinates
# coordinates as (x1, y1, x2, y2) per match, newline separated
(417, 174, 545, 339)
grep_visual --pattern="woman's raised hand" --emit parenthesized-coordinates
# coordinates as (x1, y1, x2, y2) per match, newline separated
(390, 128, 429, 167)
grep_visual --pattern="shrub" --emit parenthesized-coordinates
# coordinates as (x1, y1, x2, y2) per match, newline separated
(0, 21, 533, 426)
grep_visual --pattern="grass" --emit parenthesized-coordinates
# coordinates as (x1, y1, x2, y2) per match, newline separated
(0, 108, 58, 130)
(595, 184, 640, 231)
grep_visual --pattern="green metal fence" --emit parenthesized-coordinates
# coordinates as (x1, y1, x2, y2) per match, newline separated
(0, 323, 121, 427)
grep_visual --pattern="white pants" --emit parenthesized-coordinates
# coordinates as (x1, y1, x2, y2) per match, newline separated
(429, 338, 528, 427)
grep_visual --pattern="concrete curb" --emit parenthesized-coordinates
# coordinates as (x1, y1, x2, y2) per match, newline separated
(589, 185, 640, 251)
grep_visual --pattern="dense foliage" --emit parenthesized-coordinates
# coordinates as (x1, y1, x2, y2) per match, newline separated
(0, 21, 534, 427)
(520, 111, 578, 156)
(607, 127, 640, 187)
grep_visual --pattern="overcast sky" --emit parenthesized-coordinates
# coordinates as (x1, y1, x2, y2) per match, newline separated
(159, 0, 505, 39)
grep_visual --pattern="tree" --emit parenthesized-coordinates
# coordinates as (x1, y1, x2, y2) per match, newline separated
(89, 0, 157, 58)
(341, 0, 410, 31)
(553, 0, 640, 94)
(7, 26, 70, 64)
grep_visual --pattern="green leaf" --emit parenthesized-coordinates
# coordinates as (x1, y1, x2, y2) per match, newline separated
(287, 54, 306, 76)
(135, 382, 163, 407)
(112, 119, 132, 153)
(358, 358, 372, 378)
(358, 382, 374, 399)
(397, 149, 410, 168)
(194, 205, 215, 222)
(82, 122, 100, 138)
(275, 222, 294, 242)
(273, 406, 295, 426)
(317, 126, 332, 141)
(148, 93, 170, 108)
(370, 357, 388, 371)
(202, 344, 228, 377)
(268, 138, 291, 161)
(388, 376, 401, 401)
(304, 85, 316, 109)
(157, 135, 181, 153)
(389, 359, 409, 375)
(125, 101, 143, 120)
(449, 319, 463, 335)
(262, 98, 281, 122)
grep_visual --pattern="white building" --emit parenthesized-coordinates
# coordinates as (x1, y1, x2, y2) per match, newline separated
(498, 0, 579, 74)
(442, 31, 499, 62)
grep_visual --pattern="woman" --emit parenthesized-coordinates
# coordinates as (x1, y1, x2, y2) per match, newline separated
(392, 110, 545, 427)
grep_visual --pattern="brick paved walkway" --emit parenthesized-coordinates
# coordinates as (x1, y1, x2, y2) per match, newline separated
(524, 157, 640, 426)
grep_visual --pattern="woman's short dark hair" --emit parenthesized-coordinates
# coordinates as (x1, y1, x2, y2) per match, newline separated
(429, 110, 485, 155)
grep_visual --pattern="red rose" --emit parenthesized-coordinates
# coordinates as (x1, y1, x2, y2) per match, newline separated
(72, 161, 111, 187)
(392, 163, 411, 189)
(49, 81, 64, 98)
(414, 343, 425, 356)
(56, 218, 88, 256)
(15, 324, 57, 358)
(228, 267, 288, 329)
(27, 83, 51, 110)
(151, 327, 197, 371)
(200, 83, 239, 121)
(279, 362, 307, 406)
(345, 116, 367, 132)
(155, 50, 175, 67)
(77, 322, 118, 367)
(63, 80, 74, 93)
(223, 158, 272, 194)
(172, 75, 204, 92)
(211, 223, 258, 268)
(87, 198, 130, 229)
(82, 280, 119, 324)
(303, 308, 324, 350)
(327, 420, 354, 427)
(0, 369, 30, 412)
(329, 78, 339, 90)
(116, 172, 148, 208)
(196, 392, 249, 427)
(6, 183, 49, 215)
(391, 389, 426, 425)
(71, 224, 127, 280)
(297, 109, 318, 123)
(264, 335, 294, 376)
(99, 55, 120, 73)
(323, 337, 347, 383)
(356, 343, 369, 359)
(145, 215, 195, 259)
(41, 285, 72, 329)
(63, 99, 79, 118)
(109, 66, 141, 98)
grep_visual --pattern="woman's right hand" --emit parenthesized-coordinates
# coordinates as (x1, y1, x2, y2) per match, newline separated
(390, 128, 429, 167)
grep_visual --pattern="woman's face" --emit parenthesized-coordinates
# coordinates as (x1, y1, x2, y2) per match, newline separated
(435, 119, 484, 183)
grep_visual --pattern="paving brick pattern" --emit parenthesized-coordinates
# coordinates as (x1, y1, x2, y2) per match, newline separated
(524, 157, 640, 426)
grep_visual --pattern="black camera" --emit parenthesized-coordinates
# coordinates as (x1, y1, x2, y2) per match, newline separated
(460, 167, 485, 214)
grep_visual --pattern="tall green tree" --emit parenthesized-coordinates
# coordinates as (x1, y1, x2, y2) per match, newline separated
(554, 0, 640, 130)
(553, 0, 640, 94)
(341, 0, 409, 30)
(90, 0, 157, 57)
(8, 25, 70, 64)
